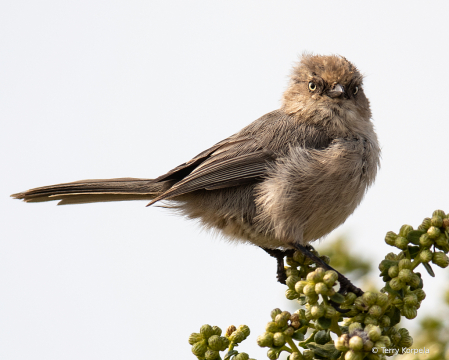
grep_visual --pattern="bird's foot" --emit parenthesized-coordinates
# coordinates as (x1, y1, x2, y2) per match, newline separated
(260, 247, 295, 285)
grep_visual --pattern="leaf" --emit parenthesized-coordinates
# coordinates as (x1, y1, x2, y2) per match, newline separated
(423, 262, 435, 277)
(407, 230, 426, 245)
(292, 329, 305, 341)
(329, 293, 345, 304)
(306, 343, 340, 358)
(224, 350, 238, 360)
(316, 317, 332, 330)
(408, 245, 420, 258)
(387, 306, 401, 326)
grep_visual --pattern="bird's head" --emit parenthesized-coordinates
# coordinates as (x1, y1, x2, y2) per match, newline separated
(282, 54, 372, 135)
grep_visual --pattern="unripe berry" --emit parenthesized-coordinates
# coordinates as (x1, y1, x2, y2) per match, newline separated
(311, 305, 325, 319)
(303, 284, 316, 296)
(409, 273, 421, 288)
(420, 217, 432, 230)
(207, 335, 223, 351)
(283, 326, 294, 337)
(265, 321, 278, 333)
(379, 315, 390, 327)
(364, 315, 378, 326)
(376, 293, 389, 306)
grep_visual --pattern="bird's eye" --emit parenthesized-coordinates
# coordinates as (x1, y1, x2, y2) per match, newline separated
(308, 82, 317, 91)
(353, 86, 359, 95)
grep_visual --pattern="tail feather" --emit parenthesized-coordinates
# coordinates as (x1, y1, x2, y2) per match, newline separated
(11, 177, 167, 205)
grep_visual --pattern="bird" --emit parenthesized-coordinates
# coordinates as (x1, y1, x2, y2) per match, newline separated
(12, 54, 380, 295)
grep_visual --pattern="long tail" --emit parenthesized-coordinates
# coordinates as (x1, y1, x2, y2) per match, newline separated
(11, 178, 167, 205)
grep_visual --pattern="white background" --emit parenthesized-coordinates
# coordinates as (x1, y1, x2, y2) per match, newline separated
(1, 1, 449, 359)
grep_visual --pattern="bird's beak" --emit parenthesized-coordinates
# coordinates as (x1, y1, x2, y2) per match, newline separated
(327, 83, 345, 98)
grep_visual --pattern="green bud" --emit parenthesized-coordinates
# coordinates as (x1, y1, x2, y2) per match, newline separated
(257, 332, 274, 347)
(212, 326, 222, 336)
(295, 281, 308, 294)
(286, 257, 300, 267)
(226, 325, 237, 337)
(311, 304, 325, 319)
(327, 287, 336, 297)
(435, 234, 449, 251)
(274, 314, 288, 328)
(234, 353, 249, 360)
(348, 322, 362, 334)
(432, 252, 449, 268)
(421, 217, 432, 230)
(367, 326, 381, 341)
(400, 335, 413, 348)
(229, 330, 245, 343)
(414, 289, 426, 301)
(398, 269, 413, 283)
(315, 267, 326, 280)
(398, 258, 412, 270)
(323, 270, 338, 287)
(409, 273, 421, 288)
(273, 332, 286, 347)
(303, 350, 314, 360)
(343, 292, 357, 305)
(389, 277, 404, 291)
(379, 336, 392, 347)
(427, 226, 441, 239)
(404, 294, 418, 307)
(399, 225, 414, 237)
(354, 297, 368, 311)
(303, 284, 316, 296)
(315, 282, 329, 295)
(237, 325, 250, 339)
(265, 321, 278, 333)
(292, 251, 307, 264)
(283, 326, 294, 337)
(368, 305, 383, 318)
(419, 233, 433, 248)
(362, 291, 378, 306)
(192, 340, 207, 357)
(375, 293, 389, 306)
(200, 325, 214, 340)
(271, 308, 282, 320)
(393, 298, 404, 308)
(325, 305, 337, 318)
(364, 340, 374, 352)
(420, 250, 433, 263)
(402, 306, 417, 319)
(391, 332, 401, 345)
(364, 315, 378, 326)
(385, 231, 398, 246)
(289, 352, 304, 360)
(220, 337, 230, 351)
(352, 313, 366, 324)
(334, 334, 349, 351)
(433, 210, 446, 218)
(385, 252, 398, 260)
(306, 269, 322, 283)
(398, 328, 410, 337)
(388, 265, 399, 278)
(285, 289, 299, 300)
(205, 349, 219, 360)
(395, 236, 408, 250)
(379, 315, 390, 327)
(189, 333, 203, 345)
(286, 275, 300, 289)
(207, 335, 222, 351)
(285, 267, 300, 277)
(373, 342, 386, 353)
(344, 350, 364, 360)
(267, 348, 279, 360)
(431, 216, 443, 227)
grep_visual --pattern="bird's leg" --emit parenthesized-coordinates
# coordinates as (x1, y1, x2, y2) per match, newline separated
(260, 247, 295, 284)
(294, 243, 364, 297)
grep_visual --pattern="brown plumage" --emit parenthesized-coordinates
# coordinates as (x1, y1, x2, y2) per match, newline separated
(12, 54, 380, 253)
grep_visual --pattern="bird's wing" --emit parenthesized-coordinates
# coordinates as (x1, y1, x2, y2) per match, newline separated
(147, 137, 275, 205)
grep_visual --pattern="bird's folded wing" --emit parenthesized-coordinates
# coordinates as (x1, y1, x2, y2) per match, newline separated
(147, 147, 275, 205)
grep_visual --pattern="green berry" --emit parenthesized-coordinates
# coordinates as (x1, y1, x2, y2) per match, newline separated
(285, 289, 299, 300)
(237, 325, 250, 339)
(265, 321, 278, 333)
(435, 234, 449, 251)
(207, 335, 222, 351)
(345, 349, 364, 360)
(414, 289, 426, 301)
(388, 265, 399, 278)
(229, 331, 245, 343)
(379, 315, 390, 327)
(368, 305, 382, 318)
(399, 225, 414, 237)
(402, 306, 417, 319)
(362, 291, 378, 306)
(334, 334, 349, 351)
(294, 281, 308, 294)
(364, 315, 378, 326)
(303, 284, 316, 296)
(433, 210, 446, 218)
(404, 294, 418, 307)
(315, 282, 329, 295)
(323, 270, 338, 287)
(311, 305, 325, 319)
(271, 308, 282, 320)
(343, 292, 357, 305)
(367, 326, 381, 341)
(375, 293, 389, 306)
(267, 348, 279, 360)
(389, 277, 404, 291)
(431, 216, 443, 227)
(348, 322, 362, 333)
